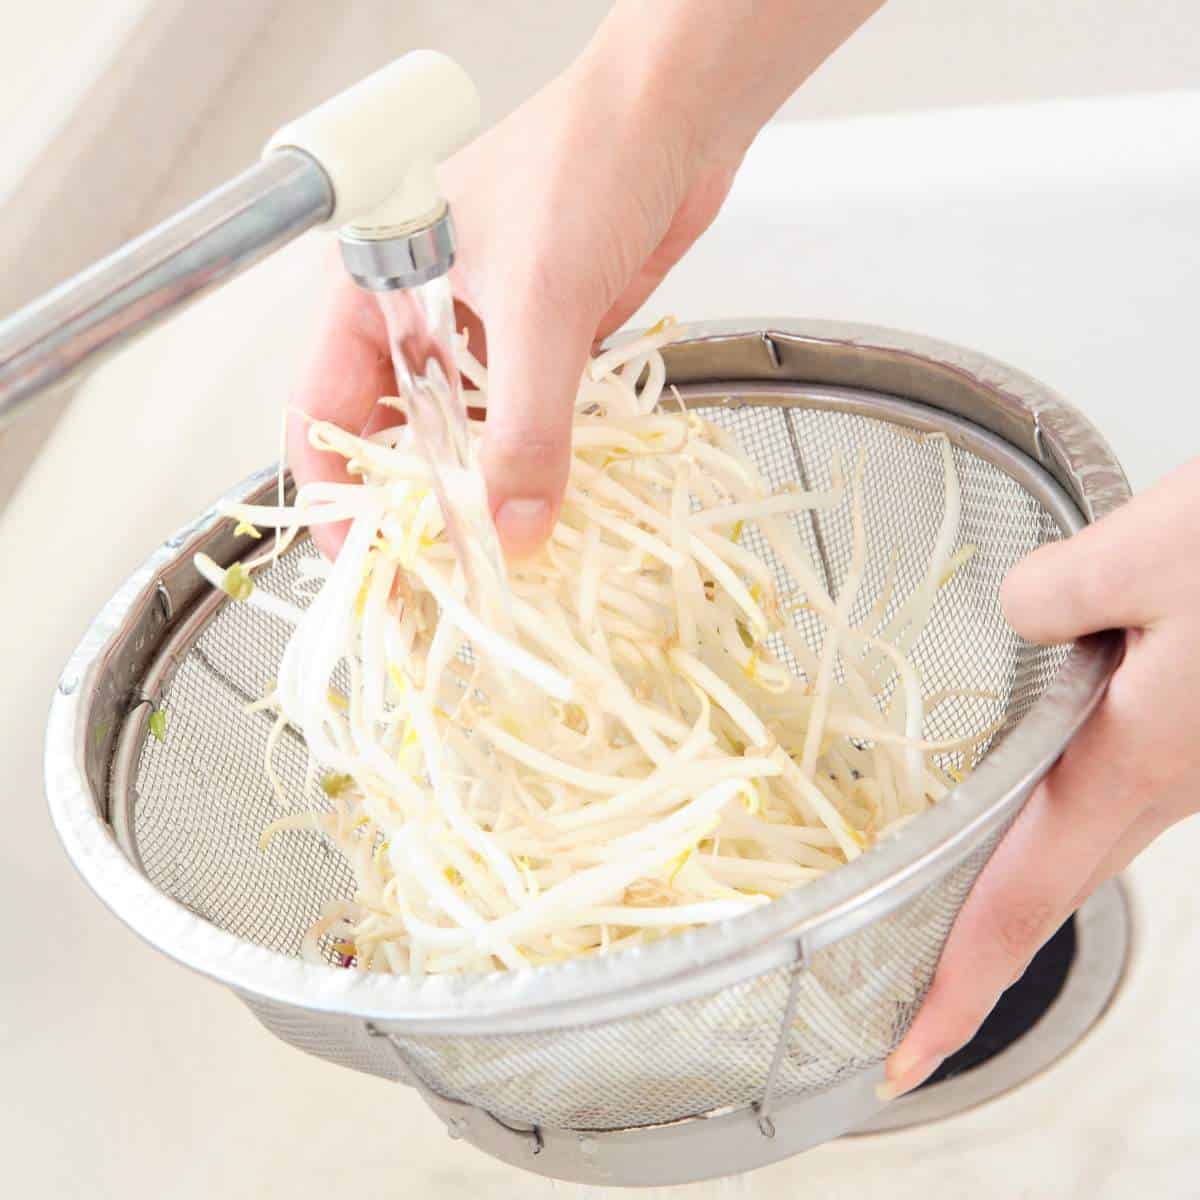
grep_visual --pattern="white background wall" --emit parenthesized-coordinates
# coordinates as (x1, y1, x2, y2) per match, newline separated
(2, 0, 1198, 499)
(7, 1, 1200, 203)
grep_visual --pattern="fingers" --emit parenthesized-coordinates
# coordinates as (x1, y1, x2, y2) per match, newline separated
(1001, 498, 1161, 645)
(481, 300, 594, 558)
(477, 160, 732, 556)
(293, 247, 586, 563)
(288, 277, 391, 557)
(882, 693, 1143, 1096)
(1000, 458, 1200, 645)
(1070, 806, 1169, 911)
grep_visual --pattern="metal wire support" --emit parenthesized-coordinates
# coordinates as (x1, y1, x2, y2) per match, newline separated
(754, 938, 810, 1138)
(365, 1023, 544, 1156)
(784, 405, 837, 597)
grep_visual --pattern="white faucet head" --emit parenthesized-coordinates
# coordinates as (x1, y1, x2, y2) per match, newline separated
(264, 50, 480, 234)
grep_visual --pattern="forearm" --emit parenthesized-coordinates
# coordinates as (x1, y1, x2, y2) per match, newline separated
(583, 0, 885, 161)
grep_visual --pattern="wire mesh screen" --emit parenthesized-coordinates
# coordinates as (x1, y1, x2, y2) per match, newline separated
(237, 822, 1009, 1131)
(133, 544, 355, 958)
(381, 823, 1008, 1130)
(703, 404, 1065, 757)
(127, 399, 1068, 1130)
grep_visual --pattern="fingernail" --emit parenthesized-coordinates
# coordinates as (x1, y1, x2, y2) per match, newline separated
(495, 497, 551, 554)
(875, 1055, 944, 1102)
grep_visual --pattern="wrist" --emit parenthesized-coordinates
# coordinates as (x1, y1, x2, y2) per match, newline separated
(577, 3, 754, 169)
(554, 35, 706, 204)
(580, 0, 885, 165)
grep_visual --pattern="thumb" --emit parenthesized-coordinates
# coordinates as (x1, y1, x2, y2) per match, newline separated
(481, 302, 593, 558)
(1001, 495, 1159, 644)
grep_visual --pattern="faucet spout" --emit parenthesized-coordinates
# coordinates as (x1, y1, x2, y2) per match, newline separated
(0, 50, 479, 431)
(0, 150, 332, 429)
(338, 206, 457, 292)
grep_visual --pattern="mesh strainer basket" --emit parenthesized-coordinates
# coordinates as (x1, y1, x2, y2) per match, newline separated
(46, 320, 1127, 1187)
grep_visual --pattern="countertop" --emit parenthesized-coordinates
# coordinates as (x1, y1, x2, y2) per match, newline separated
(3, 92, 1199, 1198)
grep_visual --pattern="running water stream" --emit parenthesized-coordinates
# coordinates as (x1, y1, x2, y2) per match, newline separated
(375, 275, 516, 643)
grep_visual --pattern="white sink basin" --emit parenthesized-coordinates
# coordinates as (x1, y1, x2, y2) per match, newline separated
(4, 92, 1198, 1198)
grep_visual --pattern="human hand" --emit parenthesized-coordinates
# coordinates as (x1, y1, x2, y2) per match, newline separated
(290, 48, 740, 558)
(882, 459, 1200, 1097)
(291, 1, 885, 558)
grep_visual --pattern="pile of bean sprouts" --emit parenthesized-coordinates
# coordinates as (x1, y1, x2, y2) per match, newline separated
(195, 320, 983, 975)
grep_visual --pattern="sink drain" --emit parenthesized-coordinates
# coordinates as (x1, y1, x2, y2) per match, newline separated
(853, 877, 1130, 1133)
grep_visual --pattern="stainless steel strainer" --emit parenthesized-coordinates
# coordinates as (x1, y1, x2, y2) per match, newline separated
(46, 320, 1128, 1188)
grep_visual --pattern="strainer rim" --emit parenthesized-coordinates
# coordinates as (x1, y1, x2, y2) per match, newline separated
(45, 318, 1128, 1033)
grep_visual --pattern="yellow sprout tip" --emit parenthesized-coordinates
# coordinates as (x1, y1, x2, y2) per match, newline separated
(147, 707, 168, 743)
(222, 562, 254, 602)
(319, 772, 354, 798)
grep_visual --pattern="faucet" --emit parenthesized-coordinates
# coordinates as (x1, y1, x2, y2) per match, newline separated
(0, 51, 480, 427)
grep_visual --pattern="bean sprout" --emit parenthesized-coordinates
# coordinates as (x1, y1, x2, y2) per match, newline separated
(201, 323, 978, 975)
